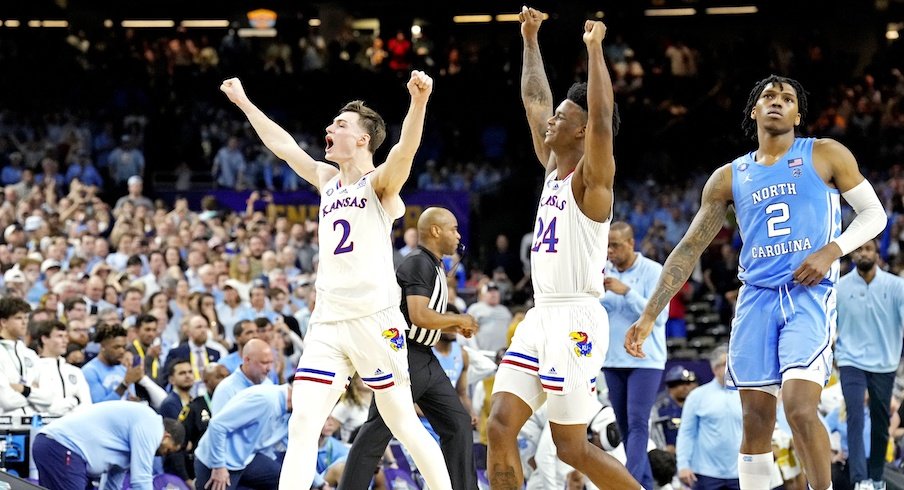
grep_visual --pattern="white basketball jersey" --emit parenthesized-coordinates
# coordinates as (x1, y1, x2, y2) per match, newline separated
(530, 172, 610, 297)
(313, 173, 402, 323)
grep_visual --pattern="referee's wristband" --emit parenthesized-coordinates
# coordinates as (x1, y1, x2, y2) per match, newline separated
(21, 385, 31, 398)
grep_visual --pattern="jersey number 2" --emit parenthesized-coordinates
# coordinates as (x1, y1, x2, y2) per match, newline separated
(531, 217, 559, 253)
(765, 203, 791, 237)
(333, 219, 354, 254)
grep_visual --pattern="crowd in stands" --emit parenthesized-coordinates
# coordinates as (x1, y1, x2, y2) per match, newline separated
(1, 5, 904, 489)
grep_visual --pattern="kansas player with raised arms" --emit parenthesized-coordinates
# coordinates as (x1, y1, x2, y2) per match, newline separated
(486, 8, 638, 489)
(220, 72, 453, 490)
(625, 75, 886, 490)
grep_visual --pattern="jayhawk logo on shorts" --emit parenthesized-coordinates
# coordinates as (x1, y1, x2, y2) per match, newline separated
(382, 328, 405, 351)
(570, 331, 592, 357)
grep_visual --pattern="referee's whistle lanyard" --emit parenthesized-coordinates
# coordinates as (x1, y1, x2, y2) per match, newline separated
(132, 339, 159, 379)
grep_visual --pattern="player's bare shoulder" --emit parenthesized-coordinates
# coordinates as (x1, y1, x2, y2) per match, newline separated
(315, 163, 340, 192)
(705, 163, 734, 204)
(811, 137, 858, 186)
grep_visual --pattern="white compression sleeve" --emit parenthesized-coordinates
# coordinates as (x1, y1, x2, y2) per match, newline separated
(738, 453, 773, 489)
(833, 179, 886, 256)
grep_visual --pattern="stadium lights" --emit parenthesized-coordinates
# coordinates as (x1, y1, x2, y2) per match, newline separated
(181, 20, 230, 28)
(27, 20, 41, 27)
(888, 22, 902, 41)
(121, 20, 175, 28)
(705, 6, 758, 15)
(238, 28, 276, 38)
(308, 18, 321, 27)
(889, 30, 900, 40)
(42, 20, 69, 27)
(4, 20, 20, 27)
(351, 18, 379, 32)
(644, 8, 697, 16)
(453, 15, 493, 24)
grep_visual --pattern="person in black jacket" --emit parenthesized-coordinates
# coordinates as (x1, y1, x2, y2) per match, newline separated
(339, 207, 479, 489)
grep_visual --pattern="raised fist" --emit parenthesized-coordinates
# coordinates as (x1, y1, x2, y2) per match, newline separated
(407, 70, 434, 102)
(583, 20, 607, 45)
(519, 6, 545, 39)
(220, 78, 250, 106)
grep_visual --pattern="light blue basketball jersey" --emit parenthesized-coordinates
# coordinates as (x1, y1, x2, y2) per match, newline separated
(731, 138, 842, 288)
(433, 341, 463, 387)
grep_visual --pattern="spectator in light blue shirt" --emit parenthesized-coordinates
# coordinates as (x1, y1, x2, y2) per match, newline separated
(212, 136, 246, 189)
(676, 345, 742, 488)
(835, 239, 904, 489)
(602, 222, 668, 489)
(34, 401, 184, 490)
(1, 152, 24, 185)
(219, 320, 259, 373)
(81, 323, 143, 402)
(194, 384, 291, 490)
(216, 285, 254, 347)
(210, 339, 274, 413)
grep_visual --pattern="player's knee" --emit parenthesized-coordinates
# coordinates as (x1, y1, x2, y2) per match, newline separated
(487, 408, 523, 444)
(783, 402, 819, 432)
(288, 410, 318, 437)
(554, 438, 587, 468)
(741, 406, 774, 441)
(487, 416, 511, 443)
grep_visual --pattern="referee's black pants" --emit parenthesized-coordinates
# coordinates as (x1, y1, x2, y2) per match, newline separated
(338, 341, 477, 489)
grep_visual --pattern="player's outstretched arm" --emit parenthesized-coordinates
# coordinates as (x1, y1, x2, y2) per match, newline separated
(220, 78, 336, 191)
(519, 6, 554, 169)
(625, 164, 733, 358)
(372, 70, 434, 199)
(579, 21, 615, 193)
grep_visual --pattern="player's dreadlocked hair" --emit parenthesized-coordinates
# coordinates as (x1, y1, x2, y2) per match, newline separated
(741, 75, 808, 141)
(566, 82, 621, 136)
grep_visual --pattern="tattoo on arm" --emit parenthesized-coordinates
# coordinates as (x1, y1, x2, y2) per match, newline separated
(521, 43, 552, 108)
(490, 464, 520, 490)
(644, 168, 730, 317)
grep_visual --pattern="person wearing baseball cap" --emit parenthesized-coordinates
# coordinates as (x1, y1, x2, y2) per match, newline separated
(41, 259, 63, 275)
(2, 268, 28, 297)
(651, 365, 699, 454)
(113, 175, 154, 212)
(3, 223, 25, 246)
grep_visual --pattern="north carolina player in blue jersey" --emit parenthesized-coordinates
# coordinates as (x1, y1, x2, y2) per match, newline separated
(220, 73, 453, 490)
(486, 8, 638, 490)
(625, 75, 886, 490)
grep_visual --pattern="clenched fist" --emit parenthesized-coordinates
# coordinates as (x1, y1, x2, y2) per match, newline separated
(519, 6, 545, 39)
(407, 70, 434, 102)
(220, 77, 250, 106)
(583, 20, 607, 45)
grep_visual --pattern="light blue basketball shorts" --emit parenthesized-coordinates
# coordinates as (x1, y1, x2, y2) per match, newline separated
(727, 282, 836, 391)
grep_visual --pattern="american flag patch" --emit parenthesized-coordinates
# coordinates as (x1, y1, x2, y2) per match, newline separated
(788, 158, 803, 167)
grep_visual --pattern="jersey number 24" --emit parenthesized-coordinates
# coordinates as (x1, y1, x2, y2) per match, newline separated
(531, 217, 559, 253)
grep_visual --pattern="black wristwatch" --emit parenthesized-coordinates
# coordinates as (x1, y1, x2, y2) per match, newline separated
(21, 385, 31, 398)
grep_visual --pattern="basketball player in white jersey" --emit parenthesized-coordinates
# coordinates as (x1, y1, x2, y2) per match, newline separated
(486, 9, 638, 489)
(220, 72, 453, 490)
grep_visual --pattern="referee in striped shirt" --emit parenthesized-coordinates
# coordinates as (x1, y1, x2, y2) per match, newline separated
(339, 207, 479, 490)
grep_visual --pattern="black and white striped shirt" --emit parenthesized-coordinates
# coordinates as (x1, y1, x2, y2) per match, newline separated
(397, 246, 448, 347)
